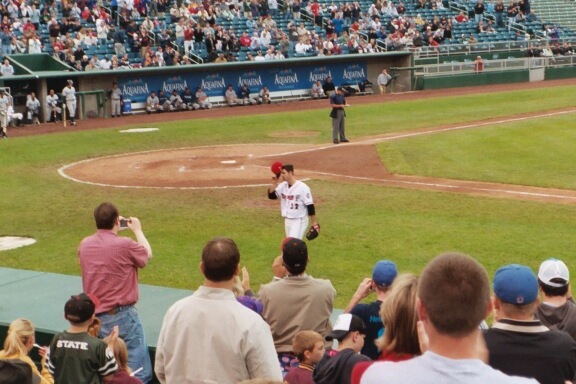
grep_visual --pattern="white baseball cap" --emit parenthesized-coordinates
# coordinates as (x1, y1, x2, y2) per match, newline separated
(538, 258, 569, 287)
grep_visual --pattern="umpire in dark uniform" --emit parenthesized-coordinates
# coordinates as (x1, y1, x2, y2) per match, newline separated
(329, 87, 349, 144)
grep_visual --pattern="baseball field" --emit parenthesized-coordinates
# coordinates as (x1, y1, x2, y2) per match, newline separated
(2, 80, 576, 309)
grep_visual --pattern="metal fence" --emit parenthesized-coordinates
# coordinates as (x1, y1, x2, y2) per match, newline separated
(416, 55, 576, 76)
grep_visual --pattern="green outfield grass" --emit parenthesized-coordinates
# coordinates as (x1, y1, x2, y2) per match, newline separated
(1, 84, 576, 308)
(378, 114, 576, 189)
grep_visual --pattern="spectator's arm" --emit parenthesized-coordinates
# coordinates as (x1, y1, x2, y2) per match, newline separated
(344, 277, 373, 313)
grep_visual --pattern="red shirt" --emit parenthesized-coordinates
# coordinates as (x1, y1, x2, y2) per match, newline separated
(239, 36, 251, 47)
(78, 230, 149, 313)
(108, 370, 142, 384)
(285, 363, 314, 384)
(310, 2, 320, 16)
(351, 351, 415, 384)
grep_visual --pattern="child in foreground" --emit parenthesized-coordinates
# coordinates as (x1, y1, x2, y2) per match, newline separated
(284, 330, 325, 384)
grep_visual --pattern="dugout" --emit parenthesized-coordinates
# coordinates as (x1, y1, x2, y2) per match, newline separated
(0, 52, 411, 121)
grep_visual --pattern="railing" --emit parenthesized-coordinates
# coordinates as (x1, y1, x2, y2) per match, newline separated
(410, 40, 533, 60)
(415, 55, 576, 76)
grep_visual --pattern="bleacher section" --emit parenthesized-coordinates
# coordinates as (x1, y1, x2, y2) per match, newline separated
(13, 0, 576, 68)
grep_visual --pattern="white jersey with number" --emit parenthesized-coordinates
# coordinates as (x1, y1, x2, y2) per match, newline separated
(274, 180, 313, 219)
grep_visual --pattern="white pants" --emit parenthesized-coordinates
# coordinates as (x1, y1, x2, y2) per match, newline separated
(285, 216, 309, 239)
(184, 40, 194, 54)
(66, 99, 77, 120)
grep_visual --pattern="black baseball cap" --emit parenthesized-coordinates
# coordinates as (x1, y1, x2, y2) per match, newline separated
(282, 237, 308, 270)
(64, 293, 99, 323)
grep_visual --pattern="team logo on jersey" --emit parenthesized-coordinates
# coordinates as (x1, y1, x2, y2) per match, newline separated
(287, 195, 294, 200)
(281, 193, 286, 199)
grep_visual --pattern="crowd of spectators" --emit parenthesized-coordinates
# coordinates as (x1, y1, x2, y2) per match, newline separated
(0, 0, 552, 72)
(2, 202, 576, 384)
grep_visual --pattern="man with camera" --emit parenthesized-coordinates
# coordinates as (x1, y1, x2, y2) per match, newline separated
(343, 260, 398, 359)
(77, 202, 153, 383)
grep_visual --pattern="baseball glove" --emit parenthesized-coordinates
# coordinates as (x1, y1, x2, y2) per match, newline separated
(271, 161, 283, 179)
(306, 223, 320, 241)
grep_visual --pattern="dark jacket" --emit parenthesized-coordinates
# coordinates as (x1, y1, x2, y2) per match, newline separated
(313, 349, 371, 384)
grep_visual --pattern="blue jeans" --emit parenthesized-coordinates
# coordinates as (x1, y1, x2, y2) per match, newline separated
(98, 305, 152, 383)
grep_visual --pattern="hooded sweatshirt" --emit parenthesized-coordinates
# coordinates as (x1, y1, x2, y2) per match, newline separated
(537, 300, 576, 342)
(313, 348, 371, 384)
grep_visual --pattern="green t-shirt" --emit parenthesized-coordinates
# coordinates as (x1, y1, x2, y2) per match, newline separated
(46, 331, 118, 384)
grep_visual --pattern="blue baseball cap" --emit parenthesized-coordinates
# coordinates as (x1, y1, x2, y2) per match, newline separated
(372, 260, 398, 287)
(493, 264, 538, 305)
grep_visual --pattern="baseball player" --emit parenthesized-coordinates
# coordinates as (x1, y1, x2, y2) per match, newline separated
(62, 79, 77, 126)
(26, 92, 41, 124)
(146, 91, 160, 113)
(268, 164, 317, 239)
(110, 81, 123, 117)
(46, 89, 62, 123)
(0, 90, 8, 138)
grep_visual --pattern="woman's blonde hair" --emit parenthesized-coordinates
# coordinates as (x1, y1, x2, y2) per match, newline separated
(112, 338, 131, 373)
(376, 274, 420, 355)
(0, 318, 34, 358)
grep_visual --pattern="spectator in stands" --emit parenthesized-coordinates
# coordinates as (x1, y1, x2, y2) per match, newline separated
(360, 253, 539, 384)
(155, 237, 282, 383)
(215, 53, 228, 63)
(113, 28, 126, 56)
(344, 260, 398, 359)
(45, 293, 119, 383)
(295, 39, 313, 55)
(108, 338, 141, 384)
(239, 32, 252, 47)
(0, 318, 53, 383)
(284, 331, 324, 384)
(484, 264, 576, 384)
(259, 238, 336, 375)
(146, 91, 160, 113)
(195, 86, 213, 109)
(0, 58, 14, 77)
(494, 0, 505, 26)
(474, 56, 485, 73)
(474, 0, 485, 22)
(352, 274, 421, 382)
(536, 259, 576, 341)
(525, 10, 537, 22)
(77, 202, 153, 383)
(1, 26, 11, 55)
(507, 1, 519, 30)
(314, 314, 371, 384)
(163, 45, 176, 66)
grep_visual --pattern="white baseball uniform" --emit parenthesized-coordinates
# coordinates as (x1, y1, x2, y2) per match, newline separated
(274, 180, 313, 239)
(62, 85, 77, 122)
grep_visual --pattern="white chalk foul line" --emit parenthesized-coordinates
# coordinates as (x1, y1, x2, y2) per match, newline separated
(301, 170, 576, 201)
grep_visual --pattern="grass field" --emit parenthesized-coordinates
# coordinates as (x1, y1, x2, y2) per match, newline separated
(1, 84, 576, 308)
